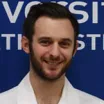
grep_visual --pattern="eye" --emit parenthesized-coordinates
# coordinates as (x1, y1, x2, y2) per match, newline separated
(59, 41, 70, 48)
(39, 40, 52, 46)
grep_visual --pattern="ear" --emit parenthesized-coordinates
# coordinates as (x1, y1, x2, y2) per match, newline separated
(21, 36, 30, 54)
(73, 40, 78, 57)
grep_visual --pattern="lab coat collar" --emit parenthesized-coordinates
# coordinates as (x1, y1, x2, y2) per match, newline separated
(17, 73, 80, 104)
(58, 77, 80, 104)
(17, 73, 37, 104)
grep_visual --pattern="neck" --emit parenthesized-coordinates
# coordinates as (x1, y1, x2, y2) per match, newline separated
(29, 69, 65, 104)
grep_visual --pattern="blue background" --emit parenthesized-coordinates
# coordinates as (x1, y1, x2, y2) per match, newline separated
(0, 0, 104, 100)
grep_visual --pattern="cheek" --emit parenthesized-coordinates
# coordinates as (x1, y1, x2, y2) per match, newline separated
(33, 45, 49, 58)
(61, 49, 73, 60)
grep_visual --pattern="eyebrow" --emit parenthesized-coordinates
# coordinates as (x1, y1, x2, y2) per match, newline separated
(61, 38, 72, 43)
(38, 37, 72, 43)
(38, 37, 51, 41)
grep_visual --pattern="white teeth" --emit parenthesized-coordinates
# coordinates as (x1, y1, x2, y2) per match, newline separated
(47, 61, 60, 65)
(44, 60, 62, 65)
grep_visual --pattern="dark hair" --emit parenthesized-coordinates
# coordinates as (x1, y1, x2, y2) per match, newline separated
(23, 2, 79, 43)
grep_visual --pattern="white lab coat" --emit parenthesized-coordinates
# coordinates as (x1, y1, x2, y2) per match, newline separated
(0, 73, 103, 104)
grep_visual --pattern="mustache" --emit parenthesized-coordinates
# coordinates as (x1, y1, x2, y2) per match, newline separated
(41, 56, 65, 63)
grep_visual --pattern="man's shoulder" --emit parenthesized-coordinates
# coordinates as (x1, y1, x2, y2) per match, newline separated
(75, 88, 104, 104)
(0, 86, 18, 104)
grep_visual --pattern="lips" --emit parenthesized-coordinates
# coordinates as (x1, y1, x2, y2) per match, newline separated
(43, 59, 63, 66)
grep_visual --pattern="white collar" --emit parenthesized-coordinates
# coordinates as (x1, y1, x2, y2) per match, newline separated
(17, 73, 37, 104)
(58, 77, 80, 104)
(17, 73, 80, 104)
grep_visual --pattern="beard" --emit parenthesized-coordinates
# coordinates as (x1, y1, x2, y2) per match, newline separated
(29, 45, 72, 82)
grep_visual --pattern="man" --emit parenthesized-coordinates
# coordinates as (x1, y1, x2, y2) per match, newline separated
(0, 2, 103, 104)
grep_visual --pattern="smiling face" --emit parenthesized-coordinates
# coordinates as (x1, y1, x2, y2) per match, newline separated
(22, 16, 77, 81)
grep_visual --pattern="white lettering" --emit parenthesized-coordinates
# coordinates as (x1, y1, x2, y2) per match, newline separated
(25, 1, 41, 17)
(87, 34, 101, 50)
(101, 2, 104, 6)
(1, 34, 15, 50)
(77, 34, 85, 50)
(92, 2, 98, 23)
(69, 1, 88, 23)
(2, 1, 24, 23)
(57, 1, 68, 6)
(18, 34, 22, 50)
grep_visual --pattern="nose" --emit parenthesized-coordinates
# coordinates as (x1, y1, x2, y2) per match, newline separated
(49, 43, 60, 58)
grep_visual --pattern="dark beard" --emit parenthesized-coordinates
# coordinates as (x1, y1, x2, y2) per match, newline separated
(29, 44, 72, 82)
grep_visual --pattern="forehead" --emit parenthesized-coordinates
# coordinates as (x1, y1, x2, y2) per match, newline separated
(33, 16, 74, 41)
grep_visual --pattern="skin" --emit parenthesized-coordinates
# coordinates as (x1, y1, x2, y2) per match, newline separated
(22, 16, 77, 104)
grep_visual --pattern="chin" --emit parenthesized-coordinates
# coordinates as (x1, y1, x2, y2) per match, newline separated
(43, 70, 64, 81)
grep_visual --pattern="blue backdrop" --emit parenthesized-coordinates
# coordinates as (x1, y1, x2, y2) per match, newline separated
(0, 0, 104, 100)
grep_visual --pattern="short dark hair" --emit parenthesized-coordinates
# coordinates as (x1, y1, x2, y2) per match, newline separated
(23, 2, 79, 42)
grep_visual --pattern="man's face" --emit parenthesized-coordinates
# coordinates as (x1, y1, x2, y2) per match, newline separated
(29, 16, 76, 81)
